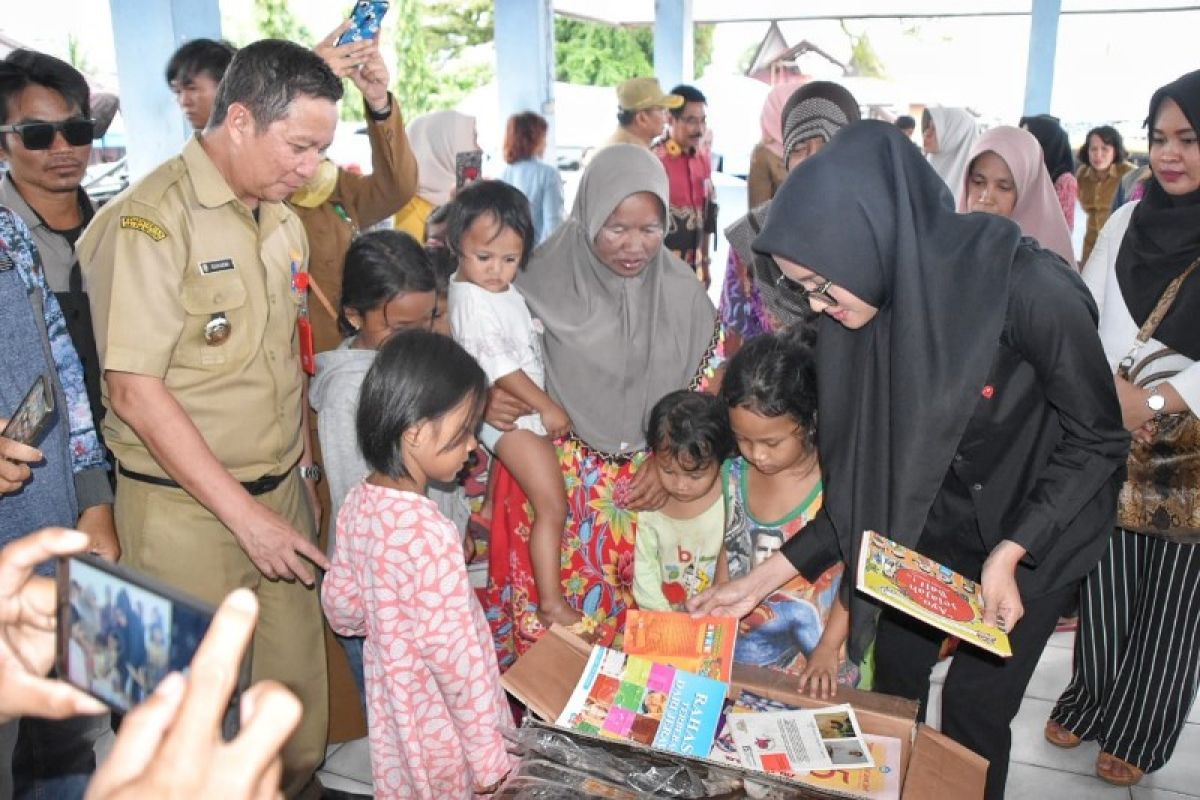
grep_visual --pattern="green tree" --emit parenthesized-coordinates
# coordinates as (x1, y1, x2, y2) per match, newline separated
(253, 0, 313, 45)
(554, 18, 714, 86)
(840, 21, 886, 78)
(392, 0, 439, 115)
(66, 34, 93, 76)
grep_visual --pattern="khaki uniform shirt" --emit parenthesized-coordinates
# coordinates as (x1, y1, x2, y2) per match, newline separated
(79, 137, 308, 481)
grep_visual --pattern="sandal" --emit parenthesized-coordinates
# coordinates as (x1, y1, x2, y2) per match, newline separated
(1044, 719, 1082, 748)
(1096, 752, 1145, 787)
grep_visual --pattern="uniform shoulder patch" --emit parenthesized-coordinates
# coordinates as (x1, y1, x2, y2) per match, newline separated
(120, 216, 168, 241)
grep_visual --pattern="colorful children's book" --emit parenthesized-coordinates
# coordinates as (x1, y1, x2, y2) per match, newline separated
(555, 645, 727, 757)
(856, 531, 1012, 658)
(623, 609, 738, 682)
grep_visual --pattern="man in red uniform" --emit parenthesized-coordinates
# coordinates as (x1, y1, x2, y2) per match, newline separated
(652, 84, 715, 286)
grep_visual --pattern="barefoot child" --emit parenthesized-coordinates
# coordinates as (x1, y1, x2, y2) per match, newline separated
(632, 390, 734, 611)
(446, 180, 576, 630)
(720, 330, 853, 698)
(321, 331, 515, 797)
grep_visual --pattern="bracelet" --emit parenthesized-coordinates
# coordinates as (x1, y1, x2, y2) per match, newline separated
(367, 99, 392, 121)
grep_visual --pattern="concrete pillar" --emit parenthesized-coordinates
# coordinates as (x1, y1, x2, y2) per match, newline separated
(108, 0, 221, 178)
(494, 0, 557, 158)
(653, 0, 693, 89)
(1022, 0, 1061, 116)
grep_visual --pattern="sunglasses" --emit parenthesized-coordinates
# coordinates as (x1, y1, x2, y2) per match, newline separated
(774, 271, 839, 308)
(0, 118, 96, 150)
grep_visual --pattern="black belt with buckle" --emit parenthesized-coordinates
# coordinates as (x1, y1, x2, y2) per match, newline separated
(118, 459, 299, 496)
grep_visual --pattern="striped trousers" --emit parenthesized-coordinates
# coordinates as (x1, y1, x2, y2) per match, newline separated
(1050, 528, 1200, 772)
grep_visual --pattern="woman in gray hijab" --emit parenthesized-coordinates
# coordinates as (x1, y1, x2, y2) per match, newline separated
(482, 144, 718, 667)
(718, 81, 861, 357)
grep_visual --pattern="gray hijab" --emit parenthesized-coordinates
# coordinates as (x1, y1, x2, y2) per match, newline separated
(518, 144, 715, 454)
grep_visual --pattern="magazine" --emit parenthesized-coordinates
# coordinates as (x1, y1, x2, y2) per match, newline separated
(856, 531, 1012, 658)
(556, 645, 727, 757)
(623, 610, 738, 682)
(711, 692, 901, 800)
(727, 704, 876, 774)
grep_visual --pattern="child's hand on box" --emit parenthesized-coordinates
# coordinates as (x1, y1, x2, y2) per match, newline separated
(798, 643, 840, 700)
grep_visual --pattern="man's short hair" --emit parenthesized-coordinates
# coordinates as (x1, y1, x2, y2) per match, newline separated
(165, 39, 237, 87)
(667, 84, 706, 119)
(617, 108, 638, 127)
(895, 115, 916, 132)
(0, 49, 90, 125)
(207, 39, 342, 130)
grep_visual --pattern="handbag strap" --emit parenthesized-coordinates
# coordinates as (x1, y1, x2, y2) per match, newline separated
(1133, 256, 1200, 345)
(1119, 256, 1200, 378)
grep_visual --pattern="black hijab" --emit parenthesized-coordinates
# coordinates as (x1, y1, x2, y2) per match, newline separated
(1020, 114, 1075, 181)
(753, 121, 1021, 658)
(1114, 69, 1200, 361)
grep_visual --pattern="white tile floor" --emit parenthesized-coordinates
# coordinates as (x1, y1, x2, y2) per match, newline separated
(310, 628, 1200, 798)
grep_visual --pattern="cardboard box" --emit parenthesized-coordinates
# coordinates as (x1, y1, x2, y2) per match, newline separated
(502, 626, 986, 799)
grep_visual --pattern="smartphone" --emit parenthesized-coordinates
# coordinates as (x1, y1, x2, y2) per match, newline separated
(455, 149, 483, 190)
(57, 554, 251, 739)
(335, 0, 390, 46)
(2, 374, 55, 447)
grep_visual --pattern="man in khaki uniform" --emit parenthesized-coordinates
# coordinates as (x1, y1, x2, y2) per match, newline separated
(603, 77, 683, 149)
(78, 40, 340, 799)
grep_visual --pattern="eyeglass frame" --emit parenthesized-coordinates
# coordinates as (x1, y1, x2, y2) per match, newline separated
(774, 270, 839, 308)
(0, 118, 97, 150)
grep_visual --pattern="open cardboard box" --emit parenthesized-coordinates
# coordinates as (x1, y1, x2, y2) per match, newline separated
(502, 626, 986, 799)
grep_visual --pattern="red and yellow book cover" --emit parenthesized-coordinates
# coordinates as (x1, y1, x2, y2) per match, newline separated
(623, 609, 738, 682)
(857, 531, 1012, 658)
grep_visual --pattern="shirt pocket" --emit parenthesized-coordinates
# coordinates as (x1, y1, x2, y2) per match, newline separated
(176, 273, 250, 369)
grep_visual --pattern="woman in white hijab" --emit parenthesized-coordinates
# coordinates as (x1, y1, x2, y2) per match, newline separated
(923, 107, 979, 205)
(393, 109, 478, 241)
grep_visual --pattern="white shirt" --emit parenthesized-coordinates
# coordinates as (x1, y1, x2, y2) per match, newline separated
(448, 278, 547, 435)
(1082, 200, 1200, 415)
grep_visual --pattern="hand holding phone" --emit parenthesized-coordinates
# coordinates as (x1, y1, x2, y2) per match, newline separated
(3, 374, 55, 448)
(0, 528, 106, 725)
(0, 430, 41, 495)
(455, 149, 483, 191)
(86, 589, 303, 800)
(335, 0, 390, 47)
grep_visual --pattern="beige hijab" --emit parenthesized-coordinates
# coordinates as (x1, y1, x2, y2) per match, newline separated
(518, 144, 715, 454)
(408, 110, 476, 206)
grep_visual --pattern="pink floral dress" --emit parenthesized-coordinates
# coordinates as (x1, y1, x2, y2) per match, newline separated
(322, 483, 515, 798)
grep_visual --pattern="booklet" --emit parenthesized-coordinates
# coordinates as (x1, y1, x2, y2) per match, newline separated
(623, 609, 738, 682)
(555, 645, 727, 757)
(856, 531, 1012, 658)
(727, 704, 875, 774)
(711, 691, 901, 799)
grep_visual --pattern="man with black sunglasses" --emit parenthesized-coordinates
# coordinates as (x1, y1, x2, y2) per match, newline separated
(0, 48, 115, 800)
(0, 50, 106, 444)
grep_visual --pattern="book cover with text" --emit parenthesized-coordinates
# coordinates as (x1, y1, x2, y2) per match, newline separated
(623, 609, 738, 681)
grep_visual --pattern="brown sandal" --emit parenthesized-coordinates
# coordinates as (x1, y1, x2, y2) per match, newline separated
(1096, 752, 1145, 787)
(1044, 719, 1082, 749)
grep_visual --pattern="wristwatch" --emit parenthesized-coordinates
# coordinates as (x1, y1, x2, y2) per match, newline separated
(299, 464, 323, 482)
(1146, 387, 1167, 418)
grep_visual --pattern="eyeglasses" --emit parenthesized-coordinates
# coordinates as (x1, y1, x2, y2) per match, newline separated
(774, 271, 839, 308)
(0, 118, 96, 150)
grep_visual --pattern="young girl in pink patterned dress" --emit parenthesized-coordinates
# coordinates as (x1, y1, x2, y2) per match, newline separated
(321, 329, 515, 798)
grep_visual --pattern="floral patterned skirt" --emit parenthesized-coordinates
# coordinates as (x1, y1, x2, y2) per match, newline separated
(484, 437, 645, 671)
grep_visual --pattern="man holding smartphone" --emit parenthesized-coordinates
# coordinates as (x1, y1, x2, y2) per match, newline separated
(79, 40, 340, 799)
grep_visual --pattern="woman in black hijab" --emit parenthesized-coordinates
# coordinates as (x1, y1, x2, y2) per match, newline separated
(1020, 113, 1079, 232)
(690, 121, 1128, 800)
(1048, 69, 1200, 788)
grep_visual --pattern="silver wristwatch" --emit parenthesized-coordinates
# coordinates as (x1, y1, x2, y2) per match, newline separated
(299, 464, 323, 482)
(1146, 388, 1166, 418)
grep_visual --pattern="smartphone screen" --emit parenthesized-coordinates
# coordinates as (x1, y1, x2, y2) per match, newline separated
(335, 0, 390, 46)
(455, 149, 483, 190)
(2, 374, 54, 447)
(57, 555, 249, 737)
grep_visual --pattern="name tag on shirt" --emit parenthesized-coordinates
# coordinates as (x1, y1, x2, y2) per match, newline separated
(199, 258, 235, 275)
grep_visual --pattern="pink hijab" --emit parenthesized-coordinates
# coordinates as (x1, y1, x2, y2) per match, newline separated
(959, 125, 1076, 266)
(760, 81, 803, 159)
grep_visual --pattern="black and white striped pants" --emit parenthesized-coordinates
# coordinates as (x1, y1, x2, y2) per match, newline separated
(1050, 528, 1200, 772)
